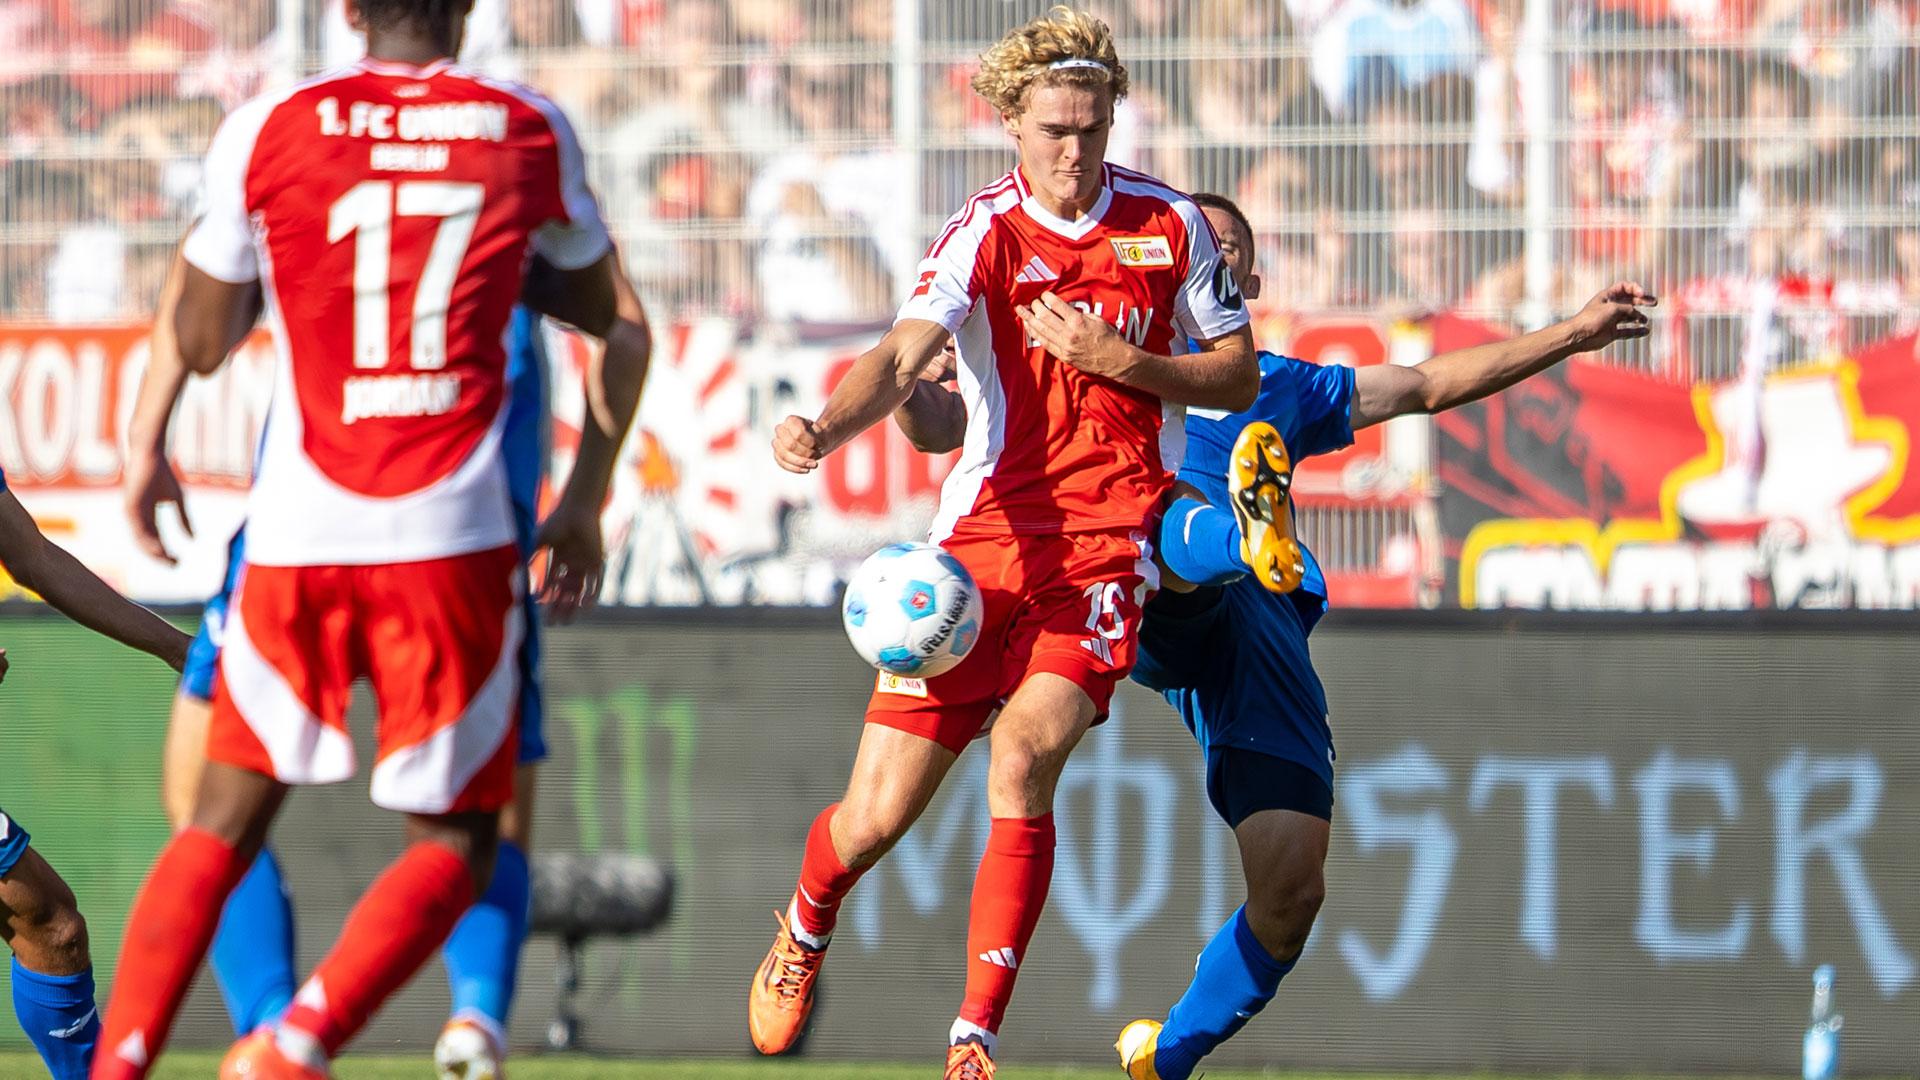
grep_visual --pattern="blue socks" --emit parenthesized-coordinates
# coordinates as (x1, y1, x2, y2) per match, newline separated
(10, 957, 99, 1080)
(1154, 906, 1294, 1080)
(1158, 497, 1248, 586)
(442, 839, 532, 1032)
(210, 847, 298, 1034)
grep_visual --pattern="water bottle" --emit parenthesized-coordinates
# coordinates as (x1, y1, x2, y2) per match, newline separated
(1802, 964, 1841, 1080)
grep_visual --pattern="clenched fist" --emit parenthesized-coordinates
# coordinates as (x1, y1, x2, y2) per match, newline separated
(773, 415, 829, 473)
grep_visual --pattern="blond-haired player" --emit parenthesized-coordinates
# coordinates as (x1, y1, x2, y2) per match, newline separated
(748, 8, 1258, 1079)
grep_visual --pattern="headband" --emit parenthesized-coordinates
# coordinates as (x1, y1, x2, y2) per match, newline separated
(1047, 58, 1110, 73)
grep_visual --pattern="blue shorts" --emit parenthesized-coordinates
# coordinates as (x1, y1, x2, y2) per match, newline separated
(182, 529, 549, 765)
(0, 808, 30, 878)
(1134, 584, 1335, 824)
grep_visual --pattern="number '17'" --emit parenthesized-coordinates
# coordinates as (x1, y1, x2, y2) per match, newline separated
(328, 179, 484, 371)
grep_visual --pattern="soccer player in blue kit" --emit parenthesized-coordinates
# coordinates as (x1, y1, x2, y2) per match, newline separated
(897, 192, 1655, 1080)
(0, 465, 190, 1080)
(124, 244, 647, 1079)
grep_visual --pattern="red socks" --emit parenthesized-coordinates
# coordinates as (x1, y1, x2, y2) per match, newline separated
(789, 803, 866, 941)
(958, 814, 1056, 1036)
(279, 841, 475, 1055)
(93, 828, 251, 1080)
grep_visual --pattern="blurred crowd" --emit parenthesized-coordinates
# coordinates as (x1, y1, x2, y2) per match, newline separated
(2, 0, 1916, 364)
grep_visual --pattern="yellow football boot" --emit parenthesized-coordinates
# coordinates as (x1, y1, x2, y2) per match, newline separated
(1228, 421, 1304, 593)
(1116, 1018, 1165, 1079)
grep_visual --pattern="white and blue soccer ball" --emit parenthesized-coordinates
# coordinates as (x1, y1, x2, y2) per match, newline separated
(841, 542, 984, 678)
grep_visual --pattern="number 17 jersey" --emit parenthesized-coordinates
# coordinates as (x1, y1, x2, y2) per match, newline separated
(182, 56, 610, 568)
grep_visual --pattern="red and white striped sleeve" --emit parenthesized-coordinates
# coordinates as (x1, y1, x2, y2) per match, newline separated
(894, 176, 1017, 333)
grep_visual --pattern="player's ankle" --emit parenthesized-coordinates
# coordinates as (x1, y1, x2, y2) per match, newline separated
(949, 1017, 997, 1054)
(786, 895, 835, 950)
(274, 1023, 328, 1070)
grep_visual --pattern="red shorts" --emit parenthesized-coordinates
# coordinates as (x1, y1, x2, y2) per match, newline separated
(207, 545, 524, 814)
(865, 529, 1156, 754)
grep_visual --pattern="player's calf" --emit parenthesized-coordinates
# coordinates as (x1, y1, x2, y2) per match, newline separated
(3, 844, 100, 1080)
(1243, 864, 1324, 963)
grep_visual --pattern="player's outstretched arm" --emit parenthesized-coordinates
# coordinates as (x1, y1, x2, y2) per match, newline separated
(525, 249, 654, 622)
(1350, 281, 1656, 431)
(774, 319, 952, 474)
(125, 245, 211, 565)
(0, 489, 190, 673)
(893, 346, 966, 454)
(1018, 291, 1258, 411)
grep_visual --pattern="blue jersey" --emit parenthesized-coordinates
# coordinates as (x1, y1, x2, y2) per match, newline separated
(1134, 352, 1356, 782)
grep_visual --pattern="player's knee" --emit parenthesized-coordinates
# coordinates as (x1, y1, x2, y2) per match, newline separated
(985, 739, 1070, 816)
(832, 799, 914, 867)
(409, 815, 501, 896)
(42, 904, 90, 970)
(16, 902, 91, 975)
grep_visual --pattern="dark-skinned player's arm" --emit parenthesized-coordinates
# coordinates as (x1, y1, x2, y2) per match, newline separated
(171, 261, 265, 377)
(1017, 292, 1258, 411)
(0, 488, 190, 673)
(1349, 282, 1656, 430)
(520, 247, 653, 622)
(127, 241, 262, 564)
(774, 319, 953, 474)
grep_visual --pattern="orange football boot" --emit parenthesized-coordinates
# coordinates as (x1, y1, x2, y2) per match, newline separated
(943, 1036, 996, 1079)
(747, 908, 825, 1054)
(218, 1029, 331, 1080)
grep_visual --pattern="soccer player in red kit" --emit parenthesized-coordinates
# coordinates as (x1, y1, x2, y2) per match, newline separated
(91, 3, 651, 1078)
(748, 8, 1257, 1078)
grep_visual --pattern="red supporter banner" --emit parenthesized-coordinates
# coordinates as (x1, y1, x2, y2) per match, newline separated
(1438, 315, 1920, 610)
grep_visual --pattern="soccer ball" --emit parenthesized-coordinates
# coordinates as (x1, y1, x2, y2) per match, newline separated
(842, 542, 984, 678)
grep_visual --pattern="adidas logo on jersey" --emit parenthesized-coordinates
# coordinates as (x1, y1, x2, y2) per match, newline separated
(1014, 256, 1058, 284)
(978, 947, 1019, 969)
(1080, 636, 1115, 664)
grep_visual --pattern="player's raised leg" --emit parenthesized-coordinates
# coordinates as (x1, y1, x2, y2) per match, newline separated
(1155, 426, 1304, 596)
(2, 829, 99, 1080)
(1120, 762, 1329, 1080)
(750, 723, 958, 1054)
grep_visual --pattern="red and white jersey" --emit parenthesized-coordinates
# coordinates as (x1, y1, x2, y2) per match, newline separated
(182, 56, 610, 567)
(897, 163, 1249, 539)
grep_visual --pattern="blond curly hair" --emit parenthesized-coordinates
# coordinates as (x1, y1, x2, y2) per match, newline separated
(971, 6, 1129, 117)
